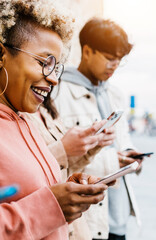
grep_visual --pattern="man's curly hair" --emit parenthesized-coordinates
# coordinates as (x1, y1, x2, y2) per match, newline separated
(0, 0, 75, 62)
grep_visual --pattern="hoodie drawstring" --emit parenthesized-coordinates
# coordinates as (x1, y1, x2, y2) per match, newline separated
(13, 113, 57, 186)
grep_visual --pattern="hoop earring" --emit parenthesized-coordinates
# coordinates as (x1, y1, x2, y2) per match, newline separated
(0, 67, 8, 96)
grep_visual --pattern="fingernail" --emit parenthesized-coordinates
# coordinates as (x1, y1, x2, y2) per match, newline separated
(81, 180, 88, 185)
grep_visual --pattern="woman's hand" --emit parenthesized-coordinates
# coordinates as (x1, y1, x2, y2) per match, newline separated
(67, 172, 101, 185)
(61, 120, 115, 157)
(67, 172, 116, 187)
(50, 176, 107, 222)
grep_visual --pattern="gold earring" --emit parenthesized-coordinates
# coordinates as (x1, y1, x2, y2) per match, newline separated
(0, 67, 8, 96)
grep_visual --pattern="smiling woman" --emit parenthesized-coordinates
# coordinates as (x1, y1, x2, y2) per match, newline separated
(0, 1, 108, 240)
(2, 25, 63, 112)
(0, 0, 74, 112)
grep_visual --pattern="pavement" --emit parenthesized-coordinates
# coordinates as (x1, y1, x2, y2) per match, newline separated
(126, 134, 156, 240)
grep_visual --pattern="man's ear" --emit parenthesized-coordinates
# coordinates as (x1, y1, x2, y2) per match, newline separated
(82, 45, 92, 61)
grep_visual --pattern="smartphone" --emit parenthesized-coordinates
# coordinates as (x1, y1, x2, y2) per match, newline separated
(95, 161, 139, 185)
(130, 152, 154, 159)
(0, 185, 19, 201)
(95, 110, 123, 135)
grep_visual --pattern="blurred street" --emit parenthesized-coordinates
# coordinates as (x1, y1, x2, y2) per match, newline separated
(127, 134, 156, 240)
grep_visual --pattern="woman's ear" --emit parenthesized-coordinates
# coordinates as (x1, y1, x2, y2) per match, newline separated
(0, 43, 6, 68)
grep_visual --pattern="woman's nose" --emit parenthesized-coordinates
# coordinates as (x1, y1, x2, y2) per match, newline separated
(46, 71, 58, 86)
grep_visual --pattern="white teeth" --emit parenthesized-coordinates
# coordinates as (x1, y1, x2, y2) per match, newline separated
(41, 91, 48, 97)
(32, 87, 48, 97)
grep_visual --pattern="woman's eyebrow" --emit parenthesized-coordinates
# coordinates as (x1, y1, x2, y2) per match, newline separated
(40, 51, 61, 60)
(38, 51, 54, 57)
(38, 51, 61, 64)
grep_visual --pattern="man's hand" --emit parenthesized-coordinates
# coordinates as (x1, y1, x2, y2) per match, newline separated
(118, 150, 143, 169)
(61, 120, 115, 157)
(97, 124, 115, 147)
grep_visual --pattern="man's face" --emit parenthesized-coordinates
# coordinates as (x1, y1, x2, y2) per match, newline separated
(84, 47, 122, 84)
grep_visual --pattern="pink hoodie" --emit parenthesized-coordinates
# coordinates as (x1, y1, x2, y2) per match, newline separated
(0, 103, 68, 240)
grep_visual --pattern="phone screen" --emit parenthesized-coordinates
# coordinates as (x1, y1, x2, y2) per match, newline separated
(94, 161, 139, 184)
(131, 152, 154, 159)
(95, 110, 123, 135)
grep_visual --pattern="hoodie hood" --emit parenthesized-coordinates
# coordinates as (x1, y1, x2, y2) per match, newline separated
(62, 66, 110, 91)
(0, 103, 60, 184)
(0, 103, 20, 121)
(62, 66, 112, 119)
(62, 66, 93, 89)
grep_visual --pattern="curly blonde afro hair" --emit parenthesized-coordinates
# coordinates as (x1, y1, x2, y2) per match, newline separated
(0, 0, 75, 62)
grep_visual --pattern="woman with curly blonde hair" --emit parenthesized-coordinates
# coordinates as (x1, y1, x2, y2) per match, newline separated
(0, 0, 108, 239)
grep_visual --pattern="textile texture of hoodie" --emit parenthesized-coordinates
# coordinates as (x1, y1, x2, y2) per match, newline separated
(0, 103, 68, 240)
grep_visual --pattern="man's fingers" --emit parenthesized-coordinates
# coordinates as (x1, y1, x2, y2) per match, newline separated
(80, 121, 107, 137)
(104, 126, 115, 134)
(82, 132, 115, 147)
(97, 132, 115, 140)
(98, 140, 114, 147)
(79, 126, 97, 137)
(119, 155, 135, 166)
(86, 141, 99, 151)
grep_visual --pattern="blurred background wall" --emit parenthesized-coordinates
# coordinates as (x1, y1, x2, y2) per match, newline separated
(64, 0, 104, 65)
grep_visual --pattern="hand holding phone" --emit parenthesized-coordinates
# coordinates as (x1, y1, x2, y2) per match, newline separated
(95, 161, 139, 185)
(130, 152, 154, 159)
(95, 110, 123, 135)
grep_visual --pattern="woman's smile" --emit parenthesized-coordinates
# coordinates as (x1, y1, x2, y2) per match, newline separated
(31, 86, 51, 103)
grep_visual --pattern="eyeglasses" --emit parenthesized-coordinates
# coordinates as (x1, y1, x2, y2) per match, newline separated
(4, 44, 64, 80)
(95, 50, 121, 69)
